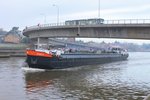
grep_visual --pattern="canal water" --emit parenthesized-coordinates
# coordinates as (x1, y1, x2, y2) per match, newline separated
(0, 52, 150, 100)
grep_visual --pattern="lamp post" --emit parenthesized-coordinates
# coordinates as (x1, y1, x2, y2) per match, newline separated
(40, 13, 46, 24)
(53, 4, 59, 25)
(98, 0, 100, 18)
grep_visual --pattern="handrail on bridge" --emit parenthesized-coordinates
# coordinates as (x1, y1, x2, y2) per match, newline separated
(23, 19, 150, 31)
(104, 19, 150, 24)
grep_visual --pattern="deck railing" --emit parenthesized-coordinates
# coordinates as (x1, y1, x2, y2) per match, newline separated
(104, 19, 150, 24)
(24, 19, 150, 31)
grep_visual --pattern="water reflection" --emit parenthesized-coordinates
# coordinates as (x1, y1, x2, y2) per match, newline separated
(0, 57, 27, 100)
(26, 72, 52, 92)
(24, 60, 149, 100)
(0, 53, 149, 100)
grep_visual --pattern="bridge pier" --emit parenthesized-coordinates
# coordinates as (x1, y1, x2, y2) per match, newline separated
(30, 37, 49, 49)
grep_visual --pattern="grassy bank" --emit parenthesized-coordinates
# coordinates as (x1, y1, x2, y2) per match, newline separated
(0, 43, 28, 50)
(0, 43, 28, 57)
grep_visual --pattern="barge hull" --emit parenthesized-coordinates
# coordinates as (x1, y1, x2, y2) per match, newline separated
(26, 54, 128, 69)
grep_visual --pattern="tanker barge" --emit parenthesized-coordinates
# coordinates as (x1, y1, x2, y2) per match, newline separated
(26, 47, 129, 69)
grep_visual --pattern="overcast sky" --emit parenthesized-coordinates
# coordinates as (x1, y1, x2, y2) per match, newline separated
(1, 0, 150, 30)
(1, 0, 150, 44)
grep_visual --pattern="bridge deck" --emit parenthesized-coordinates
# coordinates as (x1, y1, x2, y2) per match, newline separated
(23, 19, 150, 39)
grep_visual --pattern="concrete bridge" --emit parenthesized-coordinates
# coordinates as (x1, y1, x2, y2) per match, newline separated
(23, 19, 150, 44)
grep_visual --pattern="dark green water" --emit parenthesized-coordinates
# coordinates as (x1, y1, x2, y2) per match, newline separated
(0, 52, 150, 100)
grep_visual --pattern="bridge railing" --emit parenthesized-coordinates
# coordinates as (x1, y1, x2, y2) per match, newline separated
(24, 19, 150, 31)
(24, 22, 66, 31)
(104, 19, 150, 24)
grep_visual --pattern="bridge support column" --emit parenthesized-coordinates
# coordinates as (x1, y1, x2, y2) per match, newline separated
(30, 37, 49, 49)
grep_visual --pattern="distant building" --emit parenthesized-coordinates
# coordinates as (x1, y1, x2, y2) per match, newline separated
(0, 28, 7, 43)
(3, 27, 22, 43)
(3, 33, 21, 43)
(0, 28, 7, 36)
(0, 28, 3, 31)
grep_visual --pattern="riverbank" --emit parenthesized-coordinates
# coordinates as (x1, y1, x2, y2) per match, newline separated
(0, 43, 27, 57)
(0, 49, 26, 57)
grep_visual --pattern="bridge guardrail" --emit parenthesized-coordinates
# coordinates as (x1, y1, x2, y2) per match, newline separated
(23, 19, 150, 31)
(104, 19, 150, 24)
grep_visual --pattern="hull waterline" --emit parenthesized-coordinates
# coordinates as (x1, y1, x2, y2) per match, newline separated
(26, 53, 128, 69)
